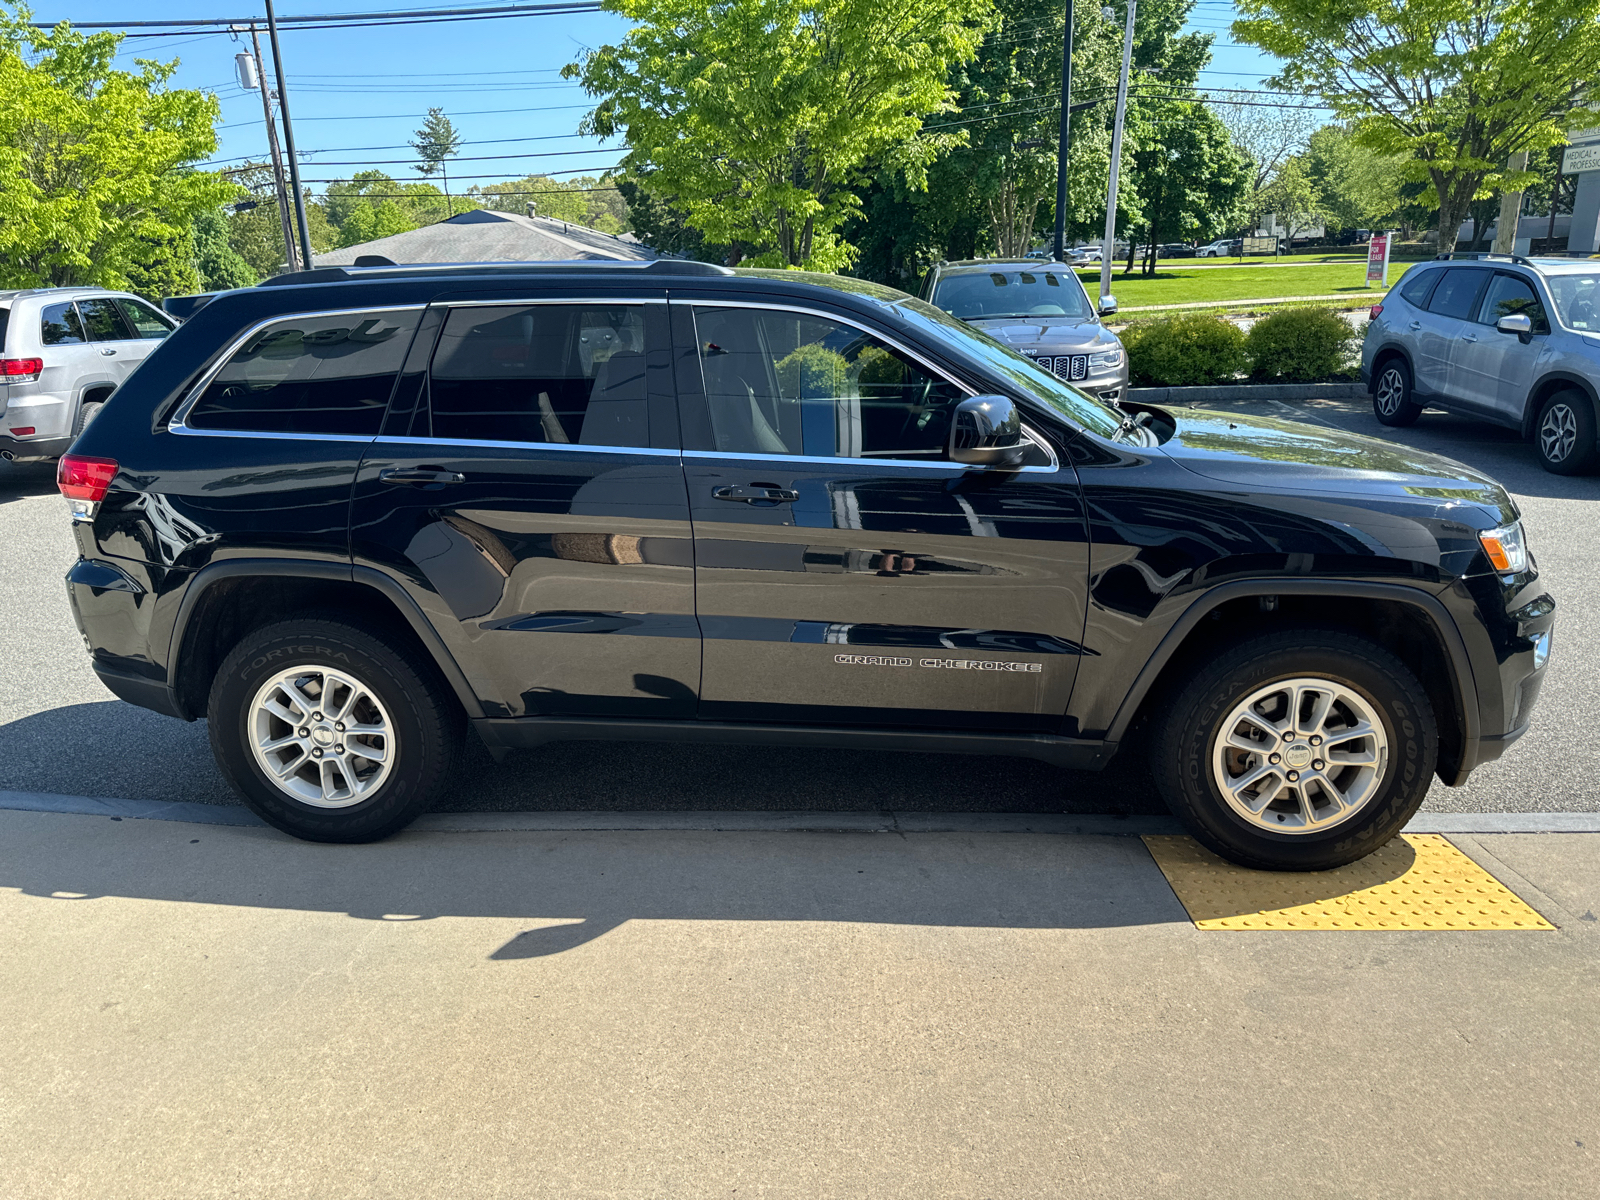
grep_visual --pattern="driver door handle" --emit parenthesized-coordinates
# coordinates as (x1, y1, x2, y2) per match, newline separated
(713, 485, 799, 504)
(1408, 321, 1422, 330)
(379, 467, 466, 486)
(1461, 332, 1478, 342)
(100, 348, 116, 356)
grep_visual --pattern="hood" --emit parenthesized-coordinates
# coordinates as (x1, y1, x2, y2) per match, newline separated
(1156, 406, 1516, 521)
(967, 315, 1116, 354)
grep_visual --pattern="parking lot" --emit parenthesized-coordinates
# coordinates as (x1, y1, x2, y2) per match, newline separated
(1, 393, 1594, 819)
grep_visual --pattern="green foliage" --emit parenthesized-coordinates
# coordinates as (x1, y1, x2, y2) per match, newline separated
(1123, 313, 1247, 386)
(1244, 306, 1357, 382)
(192, 205, 258, 291)
(319, 170, 471, 248)
(1126, 99, 1249, 275)
(473, 174, 628, 233)
(566, 0, 994, 269)
(1233, 0, 1600, 252)
(1302, 124, 1406, 231)
(1257, 155, 1322, 243)
(0, 7, 232, 289)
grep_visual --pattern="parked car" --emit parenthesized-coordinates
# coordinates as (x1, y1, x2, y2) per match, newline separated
(61, 258, 1552, 870)
(0, 287, 178, 462)
(1074, 245, 1103, 262)
(1158, 242, 1196, 259)
(921, 259, 1128, 404)
(1363, 253, 1600, 473)
(1196, 239, 1241, 258)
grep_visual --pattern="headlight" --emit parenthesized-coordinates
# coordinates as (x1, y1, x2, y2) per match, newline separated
(1089, 347, 1124, 368)
(1479, 521, 1528, 574)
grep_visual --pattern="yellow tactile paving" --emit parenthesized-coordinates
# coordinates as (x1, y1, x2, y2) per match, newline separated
(1143, 834, 1556, 931)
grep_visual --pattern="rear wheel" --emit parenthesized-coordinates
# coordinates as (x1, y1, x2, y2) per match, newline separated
(1534, 389, 1599, 475)
(1153, 629, 1436, 871)
(208, 618, 462, 842)
(72, 391, 111, 436)
(1371, 359, 1422, 427)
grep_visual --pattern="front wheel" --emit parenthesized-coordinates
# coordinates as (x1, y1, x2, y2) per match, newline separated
(1153, 630, 1436, 871)
(208, 618, 462, 842)
(1534, 390, 1599, 475)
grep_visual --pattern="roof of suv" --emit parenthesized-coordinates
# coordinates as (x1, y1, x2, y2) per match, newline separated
(934, 259, 1078, 274)
(1426, 253, 1600, 276)
(0, 286, 132, 304)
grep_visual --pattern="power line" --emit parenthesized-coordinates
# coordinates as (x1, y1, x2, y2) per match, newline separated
(220, 102, 596, 127)
(32, 2, 602, 30)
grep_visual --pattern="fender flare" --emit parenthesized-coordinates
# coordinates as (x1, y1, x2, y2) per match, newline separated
(166, 559, 484, 720)
(1366, 343, 1415, 393)
(1102, 578, 1480, 755)
(1520, 371, 1599, 441)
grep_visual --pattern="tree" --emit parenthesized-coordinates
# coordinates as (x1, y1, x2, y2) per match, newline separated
(410, 107, 463, 221)
(472, 174, 628, 231)
(1258, 155, 1323, 245)
(0, 8, 232, 289)
(1210, 90, 1320, 228)
(1302, 123, 1406, 232)
(1233, 0, 1600, 254)
(565, 0, 994, 269)
(192, 204, 258, 291)
(1127, 101, 1248, 274)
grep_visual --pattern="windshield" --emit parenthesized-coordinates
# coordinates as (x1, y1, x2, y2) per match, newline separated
(1545, 273, 1599, 331)
(930, 269, 1093, 322)
(890, 297, 1126, 439)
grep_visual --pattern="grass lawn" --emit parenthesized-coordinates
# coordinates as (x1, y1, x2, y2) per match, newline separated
(1074, 260, 1413, 309)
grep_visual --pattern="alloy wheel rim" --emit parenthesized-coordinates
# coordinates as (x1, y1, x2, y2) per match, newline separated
(248, 665, 396, 808)
(1540, 403, 1577, 462)
(1375, 369, 1404, 415)
(1210, 676, 1389, 835)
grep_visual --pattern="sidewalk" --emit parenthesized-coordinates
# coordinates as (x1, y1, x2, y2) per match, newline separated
(2, 807, 1594, 1198)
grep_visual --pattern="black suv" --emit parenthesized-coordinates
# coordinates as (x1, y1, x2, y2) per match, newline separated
(61, 260, 1554, 870)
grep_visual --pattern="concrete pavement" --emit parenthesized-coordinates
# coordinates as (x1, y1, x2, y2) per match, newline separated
(1, 808, 1595, 1198)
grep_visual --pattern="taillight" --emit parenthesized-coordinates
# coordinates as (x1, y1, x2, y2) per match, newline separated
(57, 455, 119, 502)
(1368, 303, 1383, 322)
(1, 357, 44, 381)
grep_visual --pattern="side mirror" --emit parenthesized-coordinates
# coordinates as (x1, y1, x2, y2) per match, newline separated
(949, 394, 1026, 467)
(1496, 313, 1533, 341)
(1098, 295, 1118, 317)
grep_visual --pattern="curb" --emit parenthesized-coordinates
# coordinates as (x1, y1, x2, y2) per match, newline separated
(1128, 383, 1368, 404)
(3, 790, 1599, 836)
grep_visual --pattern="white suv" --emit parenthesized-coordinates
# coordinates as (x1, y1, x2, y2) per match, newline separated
(0, 287, 176, 462)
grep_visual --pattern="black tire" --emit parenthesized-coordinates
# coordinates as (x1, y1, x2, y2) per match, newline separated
(208, 617, 462, 842)
(72, 394, 109, 436)
(1371, 358, 1422, 427)
(1533, 389, 1599, 475)
(1153, 629, 1436, 871)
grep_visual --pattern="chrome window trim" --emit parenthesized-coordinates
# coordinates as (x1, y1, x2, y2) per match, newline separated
(674, 298, 1060, 473)
(373, 434, 680, 458)
(167, 303, 427, 434)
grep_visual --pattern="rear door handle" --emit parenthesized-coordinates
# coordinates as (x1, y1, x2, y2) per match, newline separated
(378, 466, 466, 486)
(713, 485, 799, 504)
(100, 348, 116, 356)
(1461, 333, 1477, 342)
(1408, 321, 1422, 330)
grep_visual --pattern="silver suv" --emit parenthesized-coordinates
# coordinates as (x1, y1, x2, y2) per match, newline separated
(0, 287, 177, 462)
(921, 259, 1128, 404)
(1362, 254, 1600, 474)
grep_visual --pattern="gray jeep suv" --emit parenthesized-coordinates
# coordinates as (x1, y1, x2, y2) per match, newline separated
(0, 287, 177, 462)
(1362, 254, 1600, 474)
(922, 259, 1128, 404)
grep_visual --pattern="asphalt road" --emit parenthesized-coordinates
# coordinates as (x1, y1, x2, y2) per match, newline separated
(1, 392, 1594, 815)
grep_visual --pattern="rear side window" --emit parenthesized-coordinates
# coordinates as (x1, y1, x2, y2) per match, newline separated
(41, 301, 87, 345)
(0, 306, 8, 352)
(1426, 269, 1487, 320)
(116, 297, 176, 339)
(1476, 273, 1549, 333)
(186, 309, 421, 435)
(78, 297, 137, 341)
(427, 304, 651, 446)
(1397, 269, 1438, 308)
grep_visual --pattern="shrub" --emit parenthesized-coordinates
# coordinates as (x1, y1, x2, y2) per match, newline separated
(1122, 313, 1247, 387)
(1245, 306, 1359, 382)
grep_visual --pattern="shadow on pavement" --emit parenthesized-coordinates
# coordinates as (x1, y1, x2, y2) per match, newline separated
(0, 812, 1190, 952)
(0, 460, 57, 505)
(0, 699, 1170, 817)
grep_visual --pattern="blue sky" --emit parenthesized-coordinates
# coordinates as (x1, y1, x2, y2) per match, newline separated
(32, 1, 1281, 196)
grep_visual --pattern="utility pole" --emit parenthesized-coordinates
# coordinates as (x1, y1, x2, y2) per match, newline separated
(239, 26, 300, 273)
(1097, 0, 1136, 310)
(1493, 150, 1529, 255)
(264, 0, 315, 271)
(1051, 0, 1074, 263)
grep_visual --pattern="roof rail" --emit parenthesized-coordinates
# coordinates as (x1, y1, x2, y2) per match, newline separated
(1433, 251, 1535, 268)
(258, 258, 735, 287)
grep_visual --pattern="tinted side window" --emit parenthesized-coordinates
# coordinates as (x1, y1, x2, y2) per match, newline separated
(428, 304, 650, 446)
(187, 309, 420, 435)
(79, 298, 137, 341)
(1477, 273, 1549, 332)
(692, 306, 965, 459)
(1426, 269, 1487, 320)
(40, 302, 86, 346)
(1398, 269, 1438, 308)
(116, 297, 176, 339)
